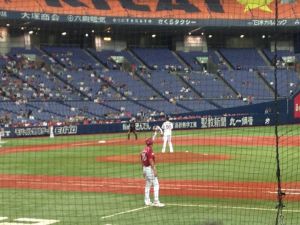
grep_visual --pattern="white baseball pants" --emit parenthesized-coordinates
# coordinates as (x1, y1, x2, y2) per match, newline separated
(143, 166, 159, 204)
(162, 135, 174, 153)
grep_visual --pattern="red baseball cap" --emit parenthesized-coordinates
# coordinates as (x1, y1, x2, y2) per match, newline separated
(145, 138, 153, 146)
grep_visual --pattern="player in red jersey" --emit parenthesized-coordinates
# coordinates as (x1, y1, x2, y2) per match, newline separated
(140, 135, 165, 207)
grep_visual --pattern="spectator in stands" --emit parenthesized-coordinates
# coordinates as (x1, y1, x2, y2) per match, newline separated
(247, 95, 253, 105)
(27, 109, 32, 119)
(265, 107, 272, 114)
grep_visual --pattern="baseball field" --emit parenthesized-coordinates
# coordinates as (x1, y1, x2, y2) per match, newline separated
(0, 125, 300, 225)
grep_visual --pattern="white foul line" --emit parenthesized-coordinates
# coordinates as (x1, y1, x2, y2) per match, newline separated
(101, 206, 149, 219)
(101, 203, 300, 219)
(167, 203, 300, 213)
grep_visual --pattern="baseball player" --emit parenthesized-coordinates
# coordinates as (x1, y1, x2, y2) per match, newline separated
(161, 116, 174, 153)
(140, 137, 165, 207)
(0, 126, 3, 146)
(127, 118, 137, 140)
(49, 125, 54, 138)
(0, 118, 5, 146)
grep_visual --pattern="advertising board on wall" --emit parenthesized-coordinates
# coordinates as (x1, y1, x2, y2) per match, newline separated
(0, 0, 299, 27)
(293, 92, 300, 119)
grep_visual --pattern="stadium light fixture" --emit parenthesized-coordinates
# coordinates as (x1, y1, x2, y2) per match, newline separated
(188, 27, 201, 35)
(103, 37, 111, 41)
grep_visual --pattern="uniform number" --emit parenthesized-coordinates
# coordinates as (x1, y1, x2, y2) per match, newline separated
(141, 152, 147, 162)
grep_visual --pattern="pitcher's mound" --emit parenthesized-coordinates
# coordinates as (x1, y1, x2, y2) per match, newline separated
(96, 152, 231, 163)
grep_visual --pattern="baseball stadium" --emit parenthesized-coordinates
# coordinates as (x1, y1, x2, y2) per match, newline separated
(0, 0, 300, 224)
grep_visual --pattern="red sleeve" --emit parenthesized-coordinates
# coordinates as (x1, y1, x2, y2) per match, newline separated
(147, 147, 155, 162)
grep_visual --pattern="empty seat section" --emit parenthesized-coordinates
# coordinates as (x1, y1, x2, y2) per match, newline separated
(221, 70, 274, 103)
(132, 48, 183, 70)
(104, 70, 159, 100)
(181, 72, 244, 107)
(42, 46, 101, 70)
(89, 49, 141, 70)
(142, 71, 199, 101)
(219, 48, 267, 70)
(258, 69, 300, 97)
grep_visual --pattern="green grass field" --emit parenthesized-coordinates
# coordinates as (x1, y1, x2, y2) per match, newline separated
(0, 125, 300, 225)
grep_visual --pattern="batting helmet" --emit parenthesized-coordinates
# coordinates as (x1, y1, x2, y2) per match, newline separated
(145, 138, 153, 146)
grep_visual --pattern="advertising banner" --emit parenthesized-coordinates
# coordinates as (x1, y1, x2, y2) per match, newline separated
(0, 0, 299, 27)
(294, 92, 300, 119)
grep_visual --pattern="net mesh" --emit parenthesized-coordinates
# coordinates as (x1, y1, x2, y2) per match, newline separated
(0, 0, 299, 225)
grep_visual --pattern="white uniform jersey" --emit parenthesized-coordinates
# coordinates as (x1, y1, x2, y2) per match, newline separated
(161, 121, 173, 136)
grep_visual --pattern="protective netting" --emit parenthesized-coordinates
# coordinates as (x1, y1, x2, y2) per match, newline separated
(0, 0, 300, 225)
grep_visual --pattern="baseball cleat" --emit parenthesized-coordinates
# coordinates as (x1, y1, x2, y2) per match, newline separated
(145, 201, 153, 206)
(153, 202, 165, 207)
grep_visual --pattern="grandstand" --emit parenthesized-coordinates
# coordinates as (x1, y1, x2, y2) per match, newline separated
(1, 43, 299, 125)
